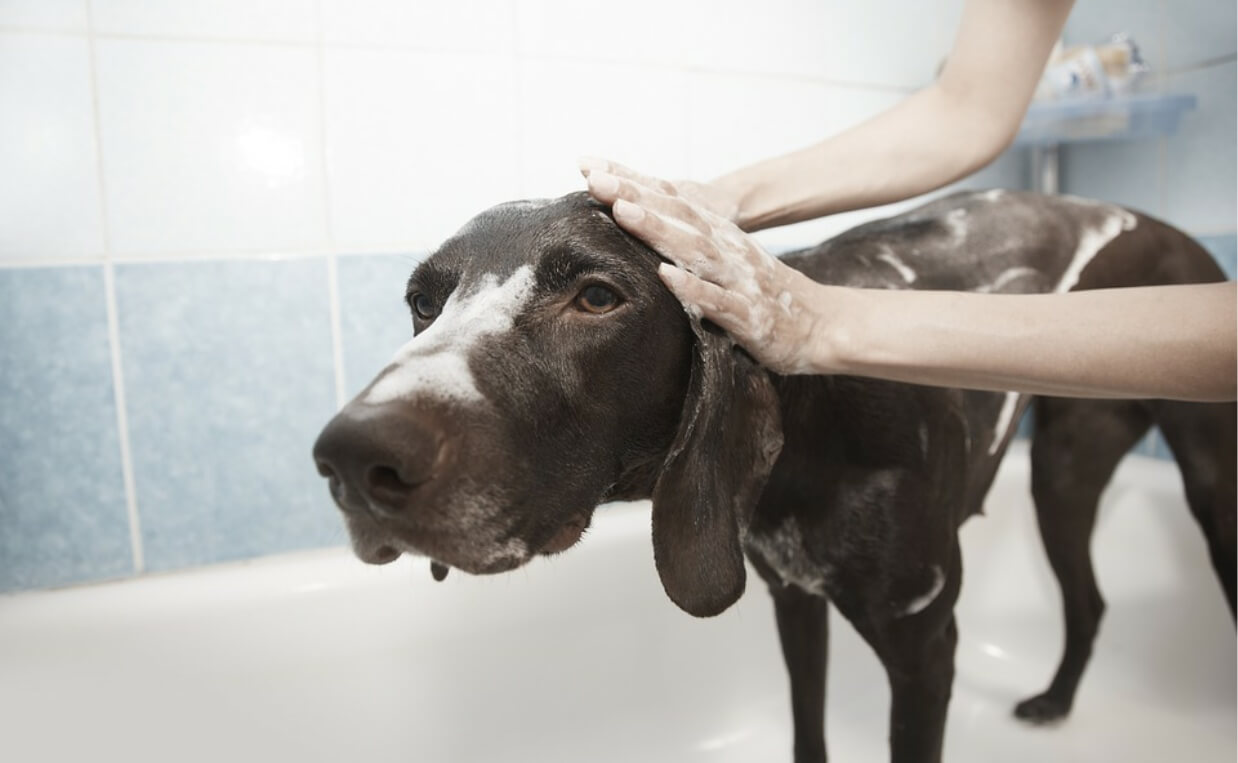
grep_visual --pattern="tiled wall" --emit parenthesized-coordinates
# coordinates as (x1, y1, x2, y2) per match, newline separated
(0, 0, 1231, 592)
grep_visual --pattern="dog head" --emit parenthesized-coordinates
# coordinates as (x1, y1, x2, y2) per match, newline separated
(312, 193, 782, 616)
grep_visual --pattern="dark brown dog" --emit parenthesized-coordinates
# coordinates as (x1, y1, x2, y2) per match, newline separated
(313, 190, 1235, 763)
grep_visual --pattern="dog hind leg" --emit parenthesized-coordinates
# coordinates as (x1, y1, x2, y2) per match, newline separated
(1014, 397, 1152, 724)
(1153, 401, 1237, 618)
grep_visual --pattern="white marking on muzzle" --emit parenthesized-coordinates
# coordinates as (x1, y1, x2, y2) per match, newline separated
(364, 266, 536, 404)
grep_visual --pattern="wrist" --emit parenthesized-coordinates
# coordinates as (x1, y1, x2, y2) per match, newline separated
(710, 163, 788, 232)
(799, 282, 871, 376)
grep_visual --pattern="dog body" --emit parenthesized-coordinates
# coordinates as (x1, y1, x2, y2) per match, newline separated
(314, 190, 1235, 763)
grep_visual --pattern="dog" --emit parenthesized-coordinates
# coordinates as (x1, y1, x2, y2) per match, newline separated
(313, 190, 1236, 763)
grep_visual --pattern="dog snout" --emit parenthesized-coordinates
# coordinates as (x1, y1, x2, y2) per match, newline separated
(312, 403, 440, 515)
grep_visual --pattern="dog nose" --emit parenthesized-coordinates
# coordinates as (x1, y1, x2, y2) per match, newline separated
(312, 404, 440, 514)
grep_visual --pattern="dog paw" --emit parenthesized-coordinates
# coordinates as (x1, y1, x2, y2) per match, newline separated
(1013, 693, 1072, 725)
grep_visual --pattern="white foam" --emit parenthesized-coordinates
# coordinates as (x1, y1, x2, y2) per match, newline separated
(899, 565, 945, 616)
(876, 250, 917, 284)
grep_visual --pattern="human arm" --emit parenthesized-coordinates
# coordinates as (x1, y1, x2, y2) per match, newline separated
(813, 282, 1237, 402)
(585, 170, 1237, 402)
(688, 0, 1075, 230)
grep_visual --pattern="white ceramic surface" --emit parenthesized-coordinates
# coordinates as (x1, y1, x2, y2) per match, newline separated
(323, 47, 520, 251)
(0, 443, 1233, 762)
(95, 38, 327, 255)
(0, 33, 104, 258)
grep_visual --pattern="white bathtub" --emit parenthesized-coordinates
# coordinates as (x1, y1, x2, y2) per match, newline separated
(1, 443, 1233, 763)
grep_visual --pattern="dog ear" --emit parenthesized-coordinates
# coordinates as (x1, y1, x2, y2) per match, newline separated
(651, 317, 783, 618)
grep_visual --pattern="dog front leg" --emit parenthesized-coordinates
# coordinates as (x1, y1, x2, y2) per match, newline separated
(881, 615, 957, 763)
(771, 584, 830, 763)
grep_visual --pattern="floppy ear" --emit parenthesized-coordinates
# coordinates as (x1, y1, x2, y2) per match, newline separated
(651, 317, 783, 617)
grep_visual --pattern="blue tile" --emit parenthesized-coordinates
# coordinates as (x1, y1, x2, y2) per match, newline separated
(0, 266, 131, 592)
(115, 257, 342, 571)
(1196, 234, 1237, 278)
(336, 252, 425, 399)
(1165, 62, 1237, 234)
(1163, 0, 1237, 71)
(1061, 139, 1162, 216)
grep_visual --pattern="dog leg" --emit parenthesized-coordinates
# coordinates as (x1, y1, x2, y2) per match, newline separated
(1155, 401, 1238, 617)
(837, 543, 961, 763)
(1015, 398, 1151, 724)
(771, 584, 830, 763)
(883, 614, 957, 763)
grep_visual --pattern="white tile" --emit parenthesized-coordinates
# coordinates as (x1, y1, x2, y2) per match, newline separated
(518, 58, 689, 199)
(0, 0, 85, 32)
(95, 39, 327, 254)
(686, 73, 836, 182)
(322, 0, 515, 52)
(1165, 62, 1237, 234)
(821, 0, 963, 88)
(324, 49, 520, 250)
(688, 0, 833, 78)
(516, 0, 697, 68)
(91, 0, 317, 42)
(1161, 0, 1235, 72)
(0, 34, 104, 258)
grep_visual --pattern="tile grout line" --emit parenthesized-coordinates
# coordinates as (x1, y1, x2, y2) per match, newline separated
(313, 0, 348, 409)
(511, 2, 525, 197)
(84, 0, 144, 574)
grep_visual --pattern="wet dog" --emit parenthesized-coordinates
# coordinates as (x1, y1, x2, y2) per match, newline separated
(313, 190, 1235, 763)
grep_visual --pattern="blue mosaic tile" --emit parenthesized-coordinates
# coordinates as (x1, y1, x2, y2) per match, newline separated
(0, 266, 131, 592)
(1196, 234, 1237, 279)
(336, 252, 425, 399)
(114, 257, 343, 571)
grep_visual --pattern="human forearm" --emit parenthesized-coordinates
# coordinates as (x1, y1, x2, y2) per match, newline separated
(714, 85, 1016, 231)
(825, 282, 1238, 402)
(709, 0, 1074, 232)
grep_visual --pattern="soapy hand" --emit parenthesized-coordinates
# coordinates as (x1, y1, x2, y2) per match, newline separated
(579, 158, 838, 375)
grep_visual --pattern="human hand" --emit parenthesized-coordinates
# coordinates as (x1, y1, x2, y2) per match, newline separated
(578, 156, 741, 224)
(579, 158, 841, 375)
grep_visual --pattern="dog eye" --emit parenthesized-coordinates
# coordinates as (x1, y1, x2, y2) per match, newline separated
(409, 292, 438, 321)
(575, 285, 620, 314)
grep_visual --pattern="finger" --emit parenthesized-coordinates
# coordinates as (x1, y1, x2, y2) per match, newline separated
(577, 156, 679, 196)
(611, 199, 709, 269)
(588, 172, 711, 235)
(658, 264, 756, 340)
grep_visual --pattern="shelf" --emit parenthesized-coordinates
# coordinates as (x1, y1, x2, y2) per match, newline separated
(1013, 92, 1197, 147)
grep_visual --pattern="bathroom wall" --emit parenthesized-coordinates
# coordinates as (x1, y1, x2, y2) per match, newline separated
(0, 0, 1231, 592)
